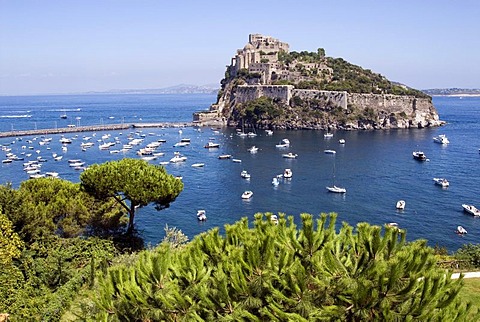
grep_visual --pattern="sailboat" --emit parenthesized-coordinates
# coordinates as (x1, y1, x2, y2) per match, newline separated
(326, 155, 346, 193)
(237, 118, 247, 137)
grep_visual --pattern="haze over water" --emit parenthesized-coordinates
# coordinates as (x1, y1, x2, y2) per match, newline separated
(0, 94, 479, 252)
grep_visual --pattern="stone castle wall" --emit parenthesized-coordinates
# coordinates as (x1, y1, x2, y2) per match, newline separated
(292, 89, 348, 109)
(235, 85, 294, 104)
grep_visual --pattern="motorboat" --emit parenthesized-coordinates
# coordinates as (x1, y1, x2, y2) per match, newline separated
(275, 139, 290, 148)
(412, 151, 427, 161)
(191, 163, 205, 168)
(265, 130, 273, 136)
(324, 132, 333, 139)
(324, 149, 336, 154)
(59, 137, 72, 144)
(240, 170, 251, 179)
(283, 168, 293, 178)
(339, 139, 346, 144)
(232, 159, 242, 163)
(218, 154, 232, 160)
(169, 152, 187, 163)
(174, 142, 189, 147)
(433, 134, 449, 144)
(45, 171, 59, 178)
(433, 177, 449, 187)
(270, 214, 279, 224)
(326, 185, 346, 193)
(456, 225, 467, 235)
(204, 142, 220, 148)
(396, 200, 406, 210)
(282, 152, 298, 159)
(241, 190, 253, 199)
(248, 146, 259, 153)
(462, 204, 480, 217)
(197, 210, 207, 221)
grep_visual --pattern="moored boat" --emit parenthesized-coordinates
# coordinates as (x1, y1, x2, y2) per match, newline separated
(396, 200, 406, 210)
(197, 210, 207, 221)
(204, 142, 220, 148)
(456, 225, 467, 234)
(240, 170, 251, 179)
(433, 177, 449, 187)
(324, 149, 336, 154)
(326, 185, 346, 193)
(462, 204, 480, 217)
(241, 190, 253, 199)
(283, 168, 293, 178)
(282, 152, 298, 159)
(412, 151, 427, 161)
(433, 134, 449, 144)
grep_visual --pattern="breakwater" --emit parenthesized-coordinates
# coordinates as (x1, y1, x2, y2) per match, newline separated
(0, 122, 196, 138)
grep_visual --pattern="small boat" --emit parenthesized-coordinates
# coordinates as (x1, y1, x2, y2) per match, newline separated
(275, 139, 290, 148)
(272, 177, 280, 186)
(45, 171, 59, 178)
(170, 153, 187, 163)
(204, 142, 220, 148)
(241, 190, 253, 199)
(69, 162, 85, 167)
(433, 177, 449, 187)
(326, 185, 347, 193)
(173, 142, 189, 147)
(282, 152, 298, 159)
(240, 170, 251, 179)
(462, 204, 480, 217)
(265, 130, 273, 136)
(59, 137, 72, 144)
(248, 146, 259, 153)
(270, 214, 279, 224)
(433, 134, 449, 144)
(324, 132, 333, 139)
(456, 225, 467, 235)
(232, 159, 242, 163)
(396, 200, 406, 210)
(141, 156, 157, 161)
(283, 168, 293, 178)
(412, 151, 427, 161)
(1, 159, 13, 164)
(191, 163, 205, 168)
(218, 154, 232, 160)
(339, 139, 346, 144)
(197, 210, 207, 221)
(68, 159, 82, 163)
(53, 155, 63, 161)
(386, 222, 399, 228)
(324, 149, 336, 154)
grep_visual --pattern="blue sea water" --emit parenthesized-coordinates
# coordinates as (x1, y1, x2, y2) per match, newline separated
(0, 94, 479, 252)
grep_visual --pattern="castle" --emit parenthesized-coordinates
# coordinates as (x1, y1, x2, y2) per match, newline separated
(193, 34, 441, 130)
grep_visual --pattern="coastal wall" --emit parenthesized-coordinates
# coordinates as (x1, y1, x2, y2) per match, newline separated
(235, 85, 294, 104)
(292, 89, 348, 109)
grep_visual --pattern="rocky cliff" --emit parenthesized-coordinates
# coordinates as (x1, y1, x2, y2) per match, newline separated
(193, 34, 442, 130)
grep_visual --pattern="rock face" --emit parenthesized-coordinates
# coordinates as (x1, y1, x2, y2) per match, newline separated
(193, 34, 442, 130)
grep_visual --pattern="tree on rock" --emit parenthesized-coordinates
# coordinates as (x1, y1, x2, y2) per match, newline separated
(80, 158, 183, 234)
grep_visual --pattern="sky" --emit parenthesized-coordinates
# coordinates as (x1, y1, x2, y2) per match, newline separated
(1, 0, 479, 95)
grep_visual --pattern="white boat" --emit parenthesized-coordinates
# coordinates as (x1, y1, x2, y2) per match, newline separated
(433, 134, 449, 144)
(326, 185, 347, 193)
(324, 132, 333, 139)
(69, 162, 85, 167)
(173, 142, 189, 147)
(282, 152, 298, 159)
(53, 155, 63, 161)
(326, 156, 346, 193)
(68, 159, 82, 163)
(247, 132, 257, 137)
(433, 177, 449, 187)
(272, 177, 280, 186)
(59, 137, 72, 144)
(170, 152, 187, 163)
(462, 204, 480, 217)
(232, 159, 242, 163)
(456, 225, 467, 234)
(412, 151, 427, 161)
(248, 146, 258, 153)
(270, 214, 279, 224)
(191, 163, 205, 168)
(218, 154, 232, 160)
(396, 200, 406, 210)
(2, 159, 13, 164)
(45, 171, 59, 178)
(241, 190, 253, 199)
(283, 168, 292, 178)
(240, 170, 251, 179)
(324, 149, 336, 154)
(197, 210, 207, 221)
(141, 156, 157, 161)
(339, 139, 346, 144)
(204, 142, 220, 148)
(275, 139, 290, 148)
(265, 130, 273, 136)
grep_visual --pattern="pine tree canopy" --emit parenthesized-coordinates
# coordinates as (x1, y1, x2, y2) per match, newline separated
(93, 213, 477, 321)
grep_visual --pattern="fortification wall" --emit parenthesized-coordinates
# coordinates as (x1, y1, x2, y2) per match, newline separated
(235, 85, 293, 104)
(292, 89, 348, 109)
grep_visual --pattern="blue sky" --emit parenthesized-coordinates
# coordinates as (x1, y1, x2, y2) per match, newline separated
(1, 0, 479, 95)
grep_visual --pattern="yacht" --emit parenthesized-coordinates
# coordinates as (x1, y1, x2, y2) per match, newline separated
(169, 152, 187, 163)
(324, 149, 336, 154)
(433, 177, 449, 187)
(204, 142, 220, 148)
(240, 170, 251, 179)
(282, 152, 298, 159)
(412, 151, 427, 161)
(275, 139, 290, 148)
(326, 185, 346, 193)
(456, 226, 467, 235)
(433, 134, 449, 144)
(197, 210, 207, 221)
(462, 204, 480, 217)
(396, 200, 406, 210)
(283, 168, 293, 178)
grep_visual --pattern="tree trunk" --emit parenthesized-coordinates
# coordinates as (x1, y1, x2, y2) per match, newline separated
(127, 202, 136, 234)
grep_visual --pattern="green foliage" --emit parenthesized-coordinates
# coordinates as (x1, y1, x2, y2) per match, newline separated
(237, 96, 283, 126)
(91, 213, 475, 321)
(0, 211, 24, 265)
(455, 244, 480, 269)
(81, 158, 183, 234)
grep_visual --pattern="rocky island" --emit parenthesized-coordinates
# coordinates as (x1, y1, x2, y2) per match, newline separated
(194, 34, 443, 130)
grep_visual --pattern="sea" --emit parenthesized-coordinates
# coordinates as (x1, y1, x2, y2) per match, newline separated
(0, 94, 479, 253)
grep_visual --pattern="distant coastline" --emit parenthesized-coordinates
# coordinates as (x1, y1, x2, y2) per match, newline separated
(422, 88, 480, 97)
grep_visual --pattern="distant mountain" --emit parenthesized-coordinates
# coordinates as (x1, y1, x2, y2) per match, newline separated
(93, 84, 219, 95)
(422, 88, 480, 96)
